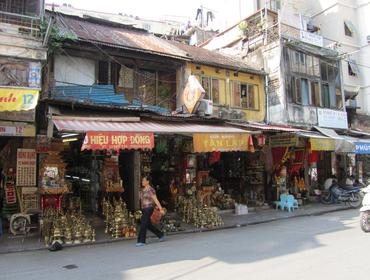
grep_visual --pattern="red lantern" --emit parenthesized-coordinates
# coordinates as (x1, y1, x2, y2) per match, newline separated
(257, 134, 266, 146)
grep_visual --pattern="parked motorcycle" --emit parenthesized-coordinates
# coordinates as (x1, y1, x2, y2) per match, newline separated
(360, 185, 370, 232)
(320, 185, 363, 208)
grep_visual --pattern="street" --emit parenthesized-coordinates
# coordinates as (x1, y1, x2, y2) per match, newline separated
(0, 209, 368, 280)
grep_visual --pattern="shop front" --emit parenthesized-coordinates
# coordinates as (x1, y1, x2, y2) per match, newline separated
(269, 131, 339, 205)
(34, 114, 257, 244)
(0, 87, 39, 237)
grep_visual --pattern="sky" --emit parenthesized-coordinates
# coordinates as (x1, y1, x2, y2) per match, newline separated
(46, 0, 251, 29)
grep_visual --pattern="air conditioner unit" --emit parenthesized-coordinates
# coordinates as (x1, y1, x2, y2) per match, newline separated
(198, 99, 213, 115)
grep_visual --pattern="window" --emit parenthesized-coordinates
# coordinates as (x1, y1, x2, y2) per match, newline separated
(268, 0, 281, 11)
(321, 84, 330, 108)
(231, 81, 258, 109)
(138, 69, 156, 105)
(344, 20, 356, 37)
(197, 76, 225, 105)
(348, 59, 360, 77)
(247, 84, 258, 109)
(212, 78, 220, 104)
(310, 81, 321, 107)
(320, 61, 341, 108)
(98, 61, 109, 85)
(290, 50, 322, 76)
(231, 80, 241, 107)
(201, 76, 210, 99)
(294, 77, 302, 104)
(320, 62, 328, 81)
(301, 78, 309, 105)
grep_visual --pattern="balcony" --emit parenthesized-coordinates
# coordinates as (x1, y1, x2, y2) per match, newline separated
(0, 10, 40, 38)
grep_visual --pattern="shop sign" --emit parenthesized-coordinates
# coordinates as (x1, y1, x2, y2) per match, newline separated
(270, 134, 298, 147)
(5, 185, 17, 204)
(16, 149, 37, 187)
(82, 132, 154, 151)
(193, 133, 252, 153)
(355, 142, 370, 154)
(300, 30, 324, 47)
(182, 75, 205, 114)
(310, 138, 336, 151)
(0, 123, 36, 137)
(36, 135, 51, 153)
(0, 88, 39, 112)
(317, 108, 348, 129)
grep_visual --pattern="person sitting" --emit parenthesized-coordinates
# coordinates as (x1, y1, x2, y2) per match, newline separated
(345, 175, 355, 187)
(329, 179, 341, 203)
(324, 175, 336, 190)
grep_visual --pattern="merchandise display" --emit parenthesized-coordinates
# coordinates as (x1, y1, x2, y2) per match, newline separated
(40, 152, 70, 195)
(101, 156, 124, 193)
(101, 197, 137, 238)
(177, 196, 224, 228)
(41, 208, 95, 246)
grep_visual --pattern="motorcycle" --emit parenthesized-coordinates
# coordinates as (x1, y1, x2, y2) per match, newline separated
(320, 185, 363, 208)
(360, 185, 370, 232)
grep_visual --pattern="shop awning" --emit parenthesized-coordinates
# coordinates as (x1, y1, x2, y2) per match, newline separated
(53, 117, 251, 134)
(314, 126, 355, 153)
(295, 131, 336, 151)
(53, 116, 254, 152)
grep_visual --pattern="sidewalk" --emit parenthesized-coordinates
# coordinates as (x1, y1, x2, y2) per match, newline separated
(0, 203, 351, 254)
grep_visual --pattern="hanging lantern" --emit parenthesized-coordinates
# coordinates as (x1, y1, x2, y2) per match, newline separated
(257, 134, 266, 146)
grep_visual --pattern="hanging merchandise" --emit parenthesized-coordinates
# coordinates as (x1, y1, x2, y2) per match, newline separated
(208, 151, 221, 165)
(16, 149, 37, 187)
(5, 168, 17, 205)
(155, 137, 168, 154)
(101, 156, 124, 193)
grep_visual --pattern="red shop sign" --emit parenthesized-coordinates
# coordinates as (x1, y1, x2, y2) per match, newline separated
(81, 132, 154, 151)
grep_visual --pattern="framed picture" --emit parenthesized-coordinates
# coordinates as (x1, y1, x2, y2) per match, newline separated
(186, 154, 196, 168)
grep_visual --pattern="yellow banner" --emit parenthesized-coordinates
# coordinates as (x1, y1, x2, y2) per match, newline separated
(310, 138, 335, 151)
(193, 133, 252, 153)
(0, 88, 39, 111)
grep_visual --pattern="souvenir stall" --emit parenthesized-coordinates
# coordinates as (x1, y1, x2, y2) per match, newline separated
(0, 137, 39, 236)
(270, 133, 308, 205)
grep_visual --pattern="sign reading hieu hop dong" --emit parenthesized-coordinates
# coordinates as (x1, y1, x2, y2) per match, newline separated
(0, 88, 39, 111)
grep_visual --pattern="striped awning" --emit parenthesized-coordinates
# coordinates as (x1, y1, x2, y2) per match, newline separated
(53, 116, 251, 134)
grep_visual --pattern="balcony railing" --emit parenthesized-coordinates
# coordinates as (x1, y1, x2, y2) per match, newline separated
(0, 10, 40, 38)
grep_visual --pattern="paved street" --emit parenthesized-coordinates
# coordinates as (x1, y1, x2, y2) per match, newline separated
(0, 209, 368, 280)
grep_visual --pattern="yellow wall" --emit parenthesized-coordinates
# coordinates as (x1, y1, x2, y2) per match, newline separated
(189, 63, 265, 122)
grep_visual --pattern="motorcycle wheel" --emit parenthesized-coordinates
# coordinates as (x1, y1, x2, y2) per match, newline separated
(320, 192, 332, 205)
(348, 193, 362, 208)
(360, 211, 370, 232)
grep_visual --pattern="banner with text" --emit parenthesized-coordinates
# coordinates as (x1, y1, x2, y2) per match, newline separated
(0, 88, 39, 111)
(193, 133, 252, 153)
(82, 132, 154, 151)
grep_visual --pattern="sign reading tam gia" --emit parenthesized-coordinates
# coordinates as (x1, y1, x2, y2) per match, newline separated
(193, 133, 253, 153)
(82, 132, 154, 151)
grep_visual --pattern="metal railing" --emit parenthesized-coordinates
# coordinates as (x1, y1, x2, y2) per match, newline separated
(0, 10, 41, 37)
